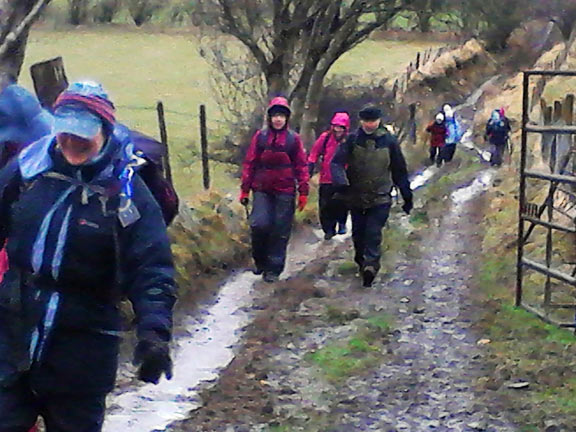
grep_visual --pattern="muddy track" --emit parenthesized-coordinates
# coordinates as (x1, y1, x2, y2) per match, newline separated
(161, 165, 519, 432)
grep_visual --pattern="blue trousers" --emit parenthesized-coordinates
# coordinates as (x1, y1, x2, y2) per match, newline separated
(250, 192, 295, 275)
(350, 203, 391, 273)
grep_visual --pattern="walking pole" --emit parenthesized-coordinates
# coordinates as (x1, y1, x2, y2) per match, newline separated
(506, 136, 513, 165)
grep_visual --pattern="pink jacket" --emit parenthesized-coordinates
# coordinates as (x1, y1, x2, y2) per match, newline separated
(308, 112, 350, 184)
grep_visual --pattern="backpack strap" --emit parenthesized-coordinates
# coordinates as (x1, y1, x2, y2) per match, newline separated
(319, 132, 331, 162)
(256, 128, 297, 159)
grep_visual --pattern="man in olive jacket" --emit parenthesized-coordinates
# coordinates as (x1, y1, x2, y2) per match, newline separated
(331, 105, 413, 287)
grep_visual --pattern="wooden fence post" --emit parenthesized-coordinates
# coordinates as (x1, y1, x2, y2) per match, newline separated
(409, 103, 417, 145)
(563, 94, 574, 125)
(200, 104, 210, 190)
(30, 56, 68, 109)
(156, 101, 174, 187)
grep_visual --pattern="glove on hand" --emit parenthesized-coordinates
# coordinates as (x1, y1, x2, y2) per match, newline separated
(402, 200, 413, 215)
(133, 339, 173, 384)
(239, 191, 250, 206)
(297, 195, 308, 212)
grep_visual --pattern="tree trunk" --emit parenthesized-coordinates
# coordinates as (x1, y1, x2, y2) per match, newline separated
(265, 54, 291, 99)
(0, 0, 42, 89)
(290, 80, 313, 130)
(417, 10, 433, 33)
(298, 67, 328, 148)
(0, 31, 28, 88)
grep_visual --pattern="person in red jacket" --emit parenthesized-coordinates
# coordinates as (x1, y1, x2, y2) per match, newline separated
(426, 112, 447, 167)
(239, 97, 309, 283)
(308, 112, 350, 240)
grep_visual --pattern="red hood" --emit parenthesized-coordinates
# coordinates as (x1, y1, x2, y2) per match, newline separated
(267, 97, 291, 129)
(331, 112, 350, 130)
(268, 97, 291, 112)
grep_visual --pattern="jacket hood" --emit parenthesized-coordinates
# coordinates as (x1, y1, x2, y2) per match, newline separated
(0, 84, 53, 147)
(267, 97, 291, 115)
(331, 112, 350, 130)
(490, 109, 501, 122)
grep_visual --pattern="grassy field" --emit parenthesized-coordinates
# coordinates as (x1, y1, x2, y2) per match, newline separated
(22, 27, 443, 200)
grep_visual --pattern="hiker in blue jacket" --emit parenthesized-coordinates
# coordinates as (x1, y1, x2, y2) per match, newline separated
(0, 81, 176, 432)
(441, 104, 462, 162)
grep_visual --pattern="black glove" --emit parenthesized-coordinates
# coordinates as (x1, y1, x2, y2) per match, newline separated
(240, 197, 249, 206)
(133, 339, 173, 384)
(402, 200, 413, 215)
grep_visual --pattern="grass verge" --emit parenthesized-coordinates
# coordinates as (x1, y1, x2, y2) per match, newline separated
(475, 172, 576, 430)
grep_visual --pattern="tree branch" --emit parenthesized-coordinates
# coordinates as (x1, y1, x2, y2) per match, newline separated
(217, 0, 270, 69)
(0, 0, 51, 58)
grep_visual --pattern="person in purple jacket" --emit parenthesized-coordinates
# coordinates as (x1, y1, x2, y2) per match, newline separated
(239, 97, 310, 283)
(308, 112, 350, 240)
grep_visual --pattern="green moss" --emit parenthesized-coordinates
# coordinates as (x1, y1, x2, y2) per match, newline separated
(306, 337, 381, 382)
(337, 261, 358, 275)
(409, 209, 430, 226)
(307, 314, 392, 382)
(365, 314, 393, 333)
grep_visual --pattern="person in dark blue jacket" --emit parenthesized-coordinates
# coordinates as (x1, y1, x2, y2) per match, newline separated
(0, 81, 176, 432)
(485, 108, 511, 167)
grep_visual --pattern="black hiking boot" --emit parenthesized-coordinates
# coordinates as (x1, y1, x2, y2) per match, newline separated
(337, 224, 347, 235)
(362, 266, 376, 288)
(252, 267, 264, 275)
(324, 232, 335, 240)
(263, 272, 279, 283)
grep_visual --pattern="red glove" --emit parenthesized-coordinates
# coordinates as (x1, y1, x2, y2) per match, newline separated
(239, 191, 250, 206)
(297, 195, 308, 212)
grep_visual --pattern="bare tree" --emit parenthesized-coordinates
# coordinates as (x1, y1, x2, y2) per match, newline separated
(0, 0, 52, 89)
(197, 0, 406, 143)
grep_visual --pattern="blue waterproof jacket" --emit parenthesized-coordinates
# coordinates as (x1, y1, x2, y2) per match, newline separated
(445, 116, 463, 145)
(0, 127, 176, 394)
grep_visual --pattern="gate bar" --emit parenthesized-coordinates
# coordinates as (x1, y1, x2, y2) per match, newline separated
(522, 258, 576, 285)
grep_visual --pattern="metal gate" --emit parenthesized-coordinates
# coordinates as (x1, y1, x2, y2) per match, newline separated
(517, 70, 576, 328)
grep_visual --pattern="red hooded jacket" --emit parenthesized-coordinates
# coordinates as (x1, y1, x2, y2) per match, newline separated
(426, 121, 447, 148)
(308, 112, 350, 184)
(241, 97, 309, 196)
